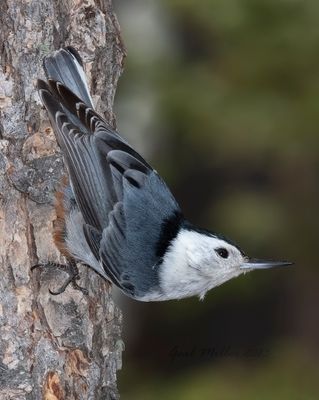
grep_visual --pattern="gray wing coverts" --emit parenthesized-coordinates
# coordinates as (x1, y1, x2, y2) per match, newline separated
(38, 48, 181, 298)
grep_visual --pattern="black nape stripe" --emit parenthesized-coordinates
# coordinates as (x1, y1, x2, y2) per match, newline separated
(156, 210, 184, 258)
(182, 221, 247, 257)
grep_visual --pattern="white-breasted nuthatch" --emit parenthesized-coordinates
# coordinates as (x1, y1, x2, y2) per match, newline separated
(36, 47, 291, 301)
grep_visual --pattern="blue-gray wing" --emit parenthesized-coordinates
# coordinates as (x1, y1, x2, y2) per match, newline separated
(37, 50, 182, 297)
(37, 78, 150, 231)
(99, 158, 183, 298)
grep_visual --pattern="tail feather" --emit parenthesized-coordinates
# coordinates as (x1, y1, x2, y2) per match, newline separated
(43, 47, 94, 109)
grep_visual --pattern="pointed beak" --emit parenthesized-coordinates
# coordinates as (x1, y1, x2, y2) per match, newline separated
(240, 258, 293, 270)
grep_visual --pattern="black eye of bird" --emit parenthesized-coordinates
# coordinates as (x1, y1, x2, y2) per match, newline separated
(216, 248, 229, 259)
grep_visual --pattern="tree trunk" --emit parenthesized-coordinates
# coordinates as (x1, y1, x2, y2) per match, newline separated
(0, 1, 125, 398)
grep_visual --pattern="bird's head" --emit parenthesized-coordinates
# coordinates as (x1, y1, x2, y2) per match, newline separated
(159, 224, 291, 301)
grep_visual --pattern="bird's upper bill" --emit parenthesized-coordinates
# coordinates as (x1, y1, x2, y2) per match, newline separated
(240, 258, 293, 270)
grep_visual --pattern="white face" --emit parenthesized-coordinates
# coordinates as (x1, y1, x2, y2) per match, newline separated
(185, 231, 246, 277)
(159, 229, 247, 301)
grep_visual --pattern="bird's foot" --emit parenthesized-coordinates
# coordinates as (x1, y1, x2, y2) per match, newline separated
(31, 259, 88, 295)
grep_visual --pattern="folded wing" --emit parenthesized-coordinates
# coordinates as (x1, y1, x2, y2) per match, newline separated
(38, 48, 182, 298)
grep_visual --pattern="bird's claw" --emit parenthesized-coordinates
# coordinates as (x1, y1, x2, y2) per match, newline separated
(31, 260, 88, 296)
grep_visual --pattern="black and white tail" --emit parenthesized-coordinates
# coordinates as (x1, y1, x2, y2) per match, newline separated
(43, 46, 94, 109)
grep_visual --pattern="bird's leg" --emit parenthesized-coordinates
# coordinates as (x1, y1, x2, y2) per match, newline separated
(31, 258, 88, 295)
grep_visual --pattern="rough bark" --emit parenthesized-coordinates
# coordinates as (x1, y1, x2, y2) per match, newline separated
(0, 1, 125, 398)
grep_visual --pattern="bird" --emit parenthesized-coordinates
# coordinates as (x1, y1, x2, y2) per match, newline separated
(36, 47, 291, 301)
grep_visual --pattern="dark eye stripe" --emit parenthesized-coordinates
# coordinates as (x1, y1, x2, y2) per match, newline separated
(216, 248, 229, 259)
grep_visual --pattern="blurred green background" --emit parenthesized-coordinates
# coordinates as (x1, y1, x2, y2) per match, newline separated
(114, 0, 319, 398)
